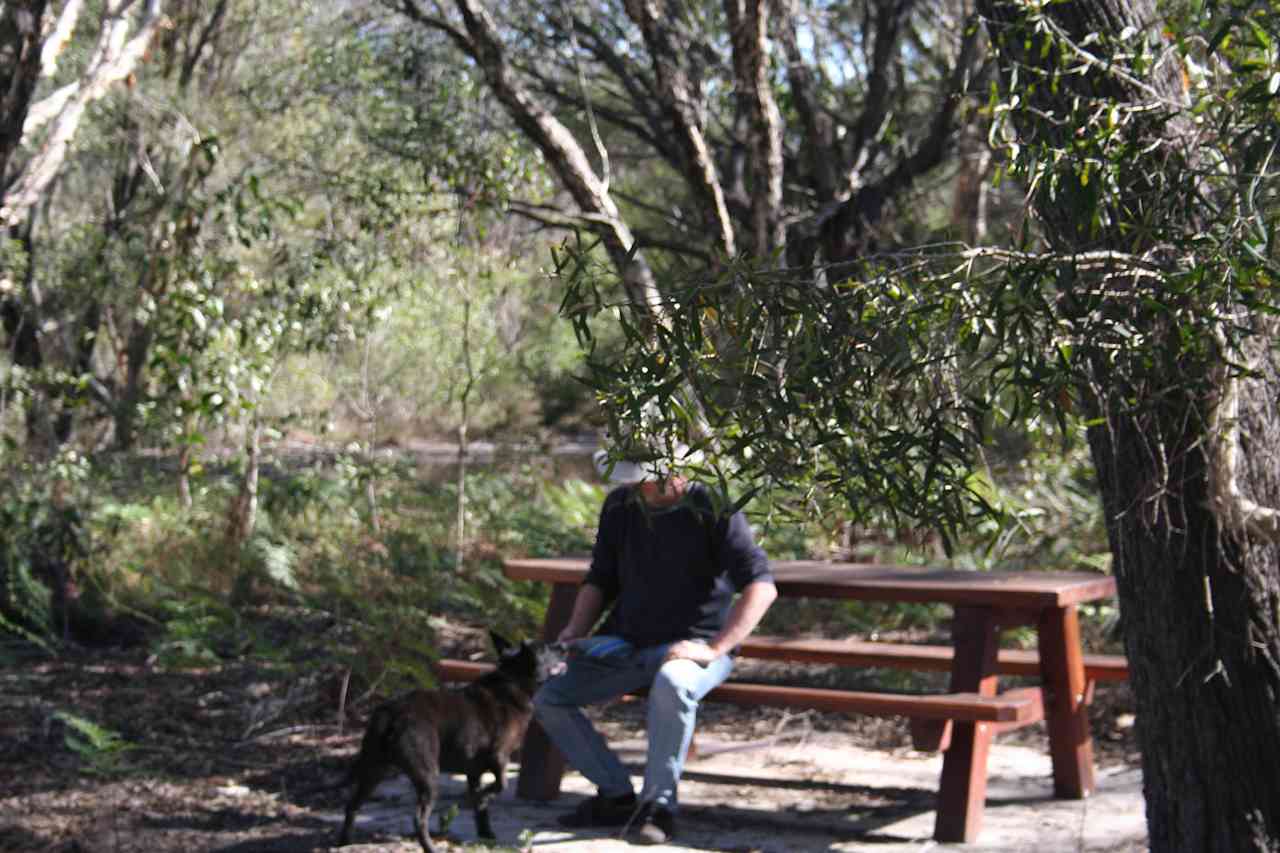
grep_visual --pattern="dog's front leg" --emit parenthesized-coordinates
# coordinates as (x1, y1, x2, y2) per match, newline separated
(466, 769, 498, 839)
(467, 755, 509, 841)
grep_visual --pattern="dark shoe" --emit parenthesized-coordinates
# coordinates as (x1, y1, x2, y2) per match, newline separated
(557, 791, 638, 828)
(632, 804, 675, 845)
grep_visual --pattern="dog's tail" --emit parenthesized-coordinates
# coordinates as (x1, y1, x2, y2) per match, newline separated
(347, 704, 399, 775)
(297, 706, 398, 797)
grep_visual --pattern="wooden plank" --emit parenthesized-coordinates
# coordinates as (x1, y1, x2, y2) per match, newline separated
(908, 688, 1048, 751)
(1038, 606, 1096, 799)
(703, 682, 1034, 722)
(736, 636, 1128, 683)
(989, 686, 1047, 735)
(770, 563, 1116, 609)
(435, 659, 1036, 724)
(436, 659, 494, 681)
(738, 636, 956, 668)
(935, 605, 1001, 843)
(502, 558, 1118, 609)
(1001, 649, 1128, 682)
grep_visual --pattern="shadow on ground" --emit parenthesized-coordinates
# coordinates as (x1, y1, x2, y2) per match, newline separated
(323, 734, 1147, 853)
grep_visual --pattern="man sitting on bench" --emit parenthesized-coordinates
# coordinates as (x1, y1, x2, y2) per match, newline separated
(534, 450, 777, 845)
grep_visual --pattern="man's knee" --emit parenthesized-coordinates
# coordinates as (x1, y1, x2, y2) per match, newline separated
(533, 681, 569, 718)
(534, 673, 595, 713)
(649, 661, 702, 714)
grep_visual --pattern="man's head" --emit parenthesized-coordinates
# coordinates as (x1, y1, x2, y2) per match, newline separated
(593, 448, 693, 508)
(593, 437, 699, 486)
(592, 449, 651, 484)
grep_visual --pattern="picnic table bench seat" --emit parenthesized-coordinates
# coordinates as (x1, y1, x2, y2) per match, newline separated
(432, 658, 1042, 725)
(737, 635, 1129, 683)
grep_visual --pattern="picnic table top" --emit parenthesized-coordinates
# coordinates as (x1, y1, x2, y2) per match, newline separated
(503, 557, 1117, 609)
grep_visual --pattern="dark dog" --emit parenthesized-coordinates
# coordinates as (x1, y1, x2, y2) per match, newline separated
(339, 632, 548, 851)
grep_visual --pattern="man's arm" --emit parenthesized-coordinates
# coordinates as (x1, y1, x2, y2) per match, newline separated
(665, 579, 778, 664)
(556, 582, 607, 644)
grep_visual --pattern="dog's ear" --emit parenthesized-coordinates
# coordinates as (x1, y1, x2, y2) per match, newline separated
(490, 630, 513, 656)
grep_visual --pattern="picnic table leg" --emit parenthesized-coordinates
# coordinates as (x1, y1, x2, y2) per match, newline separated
(1038, 604, 1096, 799)
(515, 581, 577, 801)
(934, 605, 1000, 843)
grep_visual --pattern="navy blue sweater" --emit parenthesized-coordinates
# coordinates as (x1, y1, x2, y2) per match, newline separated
(584, 483, 773, 648)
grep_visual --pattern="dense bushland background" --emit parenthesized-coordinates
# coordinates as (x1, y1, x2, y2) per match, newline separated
(0, 0, 1125, 788)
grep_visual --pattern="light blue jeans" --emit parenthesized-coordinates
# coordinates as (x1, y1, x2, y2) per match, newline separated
(533, 641, 734, 811)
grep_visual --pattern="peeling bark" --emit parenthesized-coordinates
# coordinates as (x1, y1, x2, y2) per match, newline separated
(403, 0, 663, 319)
(1207, 319, 1280, 544)
(1, 0, 166, 227)
(723, 0, 783, 256)
(622, 0, 737, 258)
(0, 0, 51, 188)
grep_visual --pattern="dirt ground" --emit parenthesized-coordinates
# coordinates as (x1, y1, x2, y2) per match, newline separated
(331, 723, 1146, 853)
(0, 635, 1146, 853)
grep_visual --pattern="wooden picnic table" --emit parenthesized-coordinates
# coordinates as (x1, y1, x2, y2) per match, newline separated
(503, 557, 1119, 843)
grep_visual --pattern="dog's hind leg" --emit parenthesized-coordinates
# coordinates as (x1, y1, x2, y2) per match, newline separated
(393, 726, 440, 853)
(405, 770, 439, 853)
(340, 707, 397, 846)
(339, 770, 380, 846)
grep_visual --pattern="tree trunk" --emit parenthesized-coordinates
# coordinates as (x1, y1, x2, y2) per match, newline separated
(455, 292, 473, 573)
(177, 446, 192, 510)
(1, 0, 165, 228)
(226, 418, 261, 550)
(950, 145, 990, 245)
(115, 321, 153, 451)
(0, 0, 50, 188)
(404, 0, 664, 320)
(1086, 339, 1280, 851)
(982, 0, 1280, 848)
(0, 224, 60, 456)
(723, 0, 783, 257)
(622, 0, 737, 258)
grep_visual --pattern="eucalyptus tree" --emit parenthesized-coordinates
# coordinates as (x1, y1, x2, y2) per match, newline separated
(1, 1, 416, 458)
(977, 0, 1280, 848)
(0, 0, 166, 228)
(1, 0, 166, 454)
(559, 0, 1280, 847)
(387, 0, 990, 312)
(299, 8, 583, 562)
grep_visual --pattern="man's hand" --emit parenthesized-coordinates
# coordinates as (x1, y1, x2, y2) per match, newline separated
(556, 625, 586, 645)
(664, 640, 720, 666)
(557, 583, 606, 646)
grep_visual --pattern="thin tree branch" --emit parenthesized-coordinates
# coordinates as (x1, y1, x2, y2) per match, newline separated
(1207, 320, 1280, 543)
(402, 0, 662, 317)
(776, 0, 839, 202)
(39, 0, 85, 77)
(816, 10, 983, 261)
(724, 0, 784, 255)
(622, 0, 737, 257)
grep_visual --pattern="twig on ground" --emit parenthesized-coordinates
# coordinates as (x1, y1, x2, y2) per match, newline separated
(239, 723, 340, 744)
(769, 709, 817, 751)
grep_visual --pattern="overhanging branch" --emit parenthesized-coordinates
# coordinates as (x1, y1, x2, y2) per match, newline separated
(1206, 320, 1280, 543)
